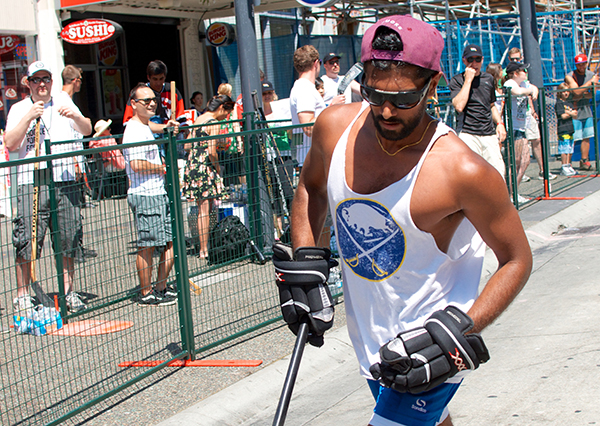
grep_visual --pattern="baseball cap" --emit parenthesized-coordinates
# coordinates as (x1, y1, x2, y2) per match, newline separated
(462, 44, 483, 59)
(93, 119, 112, 138)
(506, 61, 529, 74)
(261, 81, 274, 93)
(323, 53, 342, 63)
(28, 61, 52, 77)
(360, 15, 443, 72)
(574, 53, 588, 64)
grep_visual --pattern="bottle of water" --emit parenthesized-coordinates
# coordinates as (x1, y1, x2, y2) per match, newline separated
(327, 265, 343, 304)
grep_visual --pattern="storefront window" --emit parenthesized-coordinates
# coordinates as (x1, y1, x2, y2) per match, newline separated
(0, 35, 30, 130)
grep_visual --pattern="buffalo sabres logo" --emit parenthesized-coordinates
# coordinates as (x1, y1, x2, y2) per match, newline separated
(335, 199, 405, 281)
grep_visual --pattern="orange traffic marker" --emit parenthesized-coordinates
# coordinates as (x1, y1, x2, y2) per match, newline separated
(50, 320, 133, 336)
(118, 359, 263, 368)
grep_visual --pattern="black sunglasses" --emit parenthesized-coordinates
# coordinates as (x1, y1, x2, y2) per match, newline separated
(466, 56, 483, 63)
(28, 76, 52, 84)
(133, 97, 158, 106)
(509, 57, 522, 62)
(360, 76, 432, 110)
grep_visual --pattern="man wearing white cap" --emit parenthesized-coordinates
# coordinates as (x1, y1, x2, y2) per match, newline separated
(4, 61, 92, 313)
(320, 52, 360, 106)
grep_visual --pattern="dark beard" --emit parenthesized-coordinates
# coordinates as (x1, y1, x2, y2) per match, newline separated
(373, 112, 423, 142)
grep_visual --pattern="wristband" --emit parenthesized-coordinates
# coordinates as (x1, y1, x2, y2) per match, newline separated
(496, 122, 505, 127)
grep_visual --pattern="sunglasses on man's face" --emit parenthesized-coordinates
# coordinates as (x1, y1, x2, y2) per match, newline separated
(466, 56, 483, 63)
(28, 76, 52, 85)
(360, 77, 432, 110)
(133, 97, 158, 106)
(510, 57, 522, 62)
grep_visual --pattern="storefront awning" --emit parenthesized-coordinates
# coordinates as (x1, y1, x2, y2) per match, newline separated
(62, 0, 303, 20)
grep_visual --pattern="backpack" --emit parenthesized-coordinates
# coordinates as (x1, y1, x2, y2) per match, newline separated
(208, 215, 250, 265)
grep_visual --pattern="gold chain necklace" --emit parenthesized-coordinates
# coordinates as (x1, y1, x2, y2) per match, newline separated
(376, 119, 436, 157)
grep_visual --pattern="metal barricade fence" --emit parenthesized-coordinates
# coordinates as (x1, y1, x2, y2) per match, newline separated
(0, 117, 321, 426)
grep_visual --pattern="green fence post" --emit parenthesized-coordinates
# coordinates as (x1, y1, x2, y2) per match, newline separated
(45, 138, 68, 319)
(539, 87, 552, 197)
(164, 130, 195, 360)
(592, 82, 598, 172)
(505, 90, 520, 207)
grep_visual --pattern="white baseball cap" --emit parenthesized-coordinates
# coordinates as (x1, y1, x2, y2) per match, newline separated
(28, 61, 52, 77)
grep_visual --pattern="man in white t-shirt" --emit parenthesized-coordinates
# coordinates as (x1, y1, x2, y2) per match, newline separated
(123, 83, 179, 307)
(289, 45, 326, 168)
(4, 61, 92, 313)
(320, 52, 361, 106)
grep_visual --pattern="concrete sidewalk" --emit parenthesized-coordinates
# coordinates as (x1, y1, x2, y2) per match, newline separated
(158, 187, 600, 426)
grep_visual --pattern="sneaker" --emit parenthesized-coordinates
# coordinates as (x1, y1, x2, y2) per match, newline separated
(161, 284, 177, 299)
(521, 175, 531, 182)
(513, 194, 531, 204)
(13, 295, 36, 313)
(580, 160, 592, 171)
(567, 165, 577, 175)
(82, 247, 98, 258)
(134, 289, 176, 306)
(538, 171, 557, 180)
(561, 165, 576, 176)
(66, 292, 87, 313)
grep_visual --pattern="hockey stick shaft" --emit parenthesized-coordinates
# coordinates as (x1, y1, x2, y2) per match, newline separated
(337, 62, 364, 95)
(31, 118, 41, 283)
(29, 119, 52, 307)
(272, 321, 309, 426)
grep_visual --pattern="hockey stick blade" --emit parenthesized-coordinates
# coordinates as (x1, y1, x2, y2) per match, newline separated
(338, 62, 364, 95)
(30, 280, 54, 308)
(272, 321, 309, 426)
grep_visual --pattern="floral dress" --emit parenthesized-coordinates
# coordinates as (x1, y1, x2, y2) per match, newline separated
(182, 119, 224, 200)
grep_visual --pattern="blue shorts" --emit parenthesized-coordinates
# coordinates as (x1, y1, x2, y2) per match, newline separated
(367, 379, 462, 426)
(558, 134, 575, 155)
(573, 117, 594, 141)
(513, 129, 526, 141)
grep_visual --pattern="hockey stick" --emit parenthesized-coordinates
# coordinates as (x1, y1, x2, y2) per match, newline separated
(272, 321, 309, 426)
(170, 81, 176, 122)
(30, 118, 53, 307)
(337, 62, 363, 95)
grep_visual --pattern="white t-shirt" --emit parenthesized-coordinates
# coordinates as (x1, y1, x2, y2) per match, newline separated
(6, 96, 84, 185)
(503, 79, 529, 132)
(122, 119, 166, 196)
(289, 78, 326, 166)
(321, 74, 352, 106)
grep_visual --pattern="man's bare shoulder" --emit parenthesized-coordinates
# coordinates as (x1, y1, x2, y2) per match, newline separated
(314, 102, 364, 138)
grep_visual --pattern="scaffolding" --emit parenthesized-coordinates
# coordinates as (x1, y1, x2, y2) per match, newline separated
(304, 0, 600, 85)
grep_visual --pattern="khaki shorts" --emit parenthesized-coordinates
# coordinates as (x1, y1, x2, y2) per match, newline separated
(525, 111, 540, 140)
(457, 132, 505, 177)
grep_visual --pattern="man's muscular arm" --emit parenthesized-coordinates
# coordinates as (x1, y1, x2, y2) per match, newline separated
(458, 155, 533, 332)
(297, 111, 316, 138)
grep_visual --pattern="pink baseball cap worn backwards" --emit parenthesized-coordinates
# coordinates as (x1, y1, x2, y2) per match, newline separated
(361, 15, 444, 72)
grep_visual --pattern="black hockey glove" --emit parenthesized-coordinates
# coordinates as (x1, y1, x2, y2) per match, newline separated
(273, 242, 335, 347)
(369, 306, 490, 394)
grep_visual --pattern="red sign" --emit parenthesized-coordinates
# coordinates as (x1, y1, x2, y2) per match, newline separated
(60, 19, 122, 45)
(60, 0, 117, 8)
(0, 36, 20, 55)
(206, 23, 235, 47)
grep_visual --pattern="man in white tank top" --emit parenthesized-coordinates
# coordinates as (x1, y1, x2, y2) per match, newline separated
(288, 15, 532, 426)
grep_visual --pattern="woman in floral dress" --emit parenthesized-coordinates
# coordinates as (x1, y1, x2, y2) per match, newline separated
(183, 94, 234, 258)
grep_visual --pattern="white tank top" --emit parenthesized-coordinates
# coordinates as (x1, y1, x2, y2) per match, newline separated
(327, 102, 486, 377)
